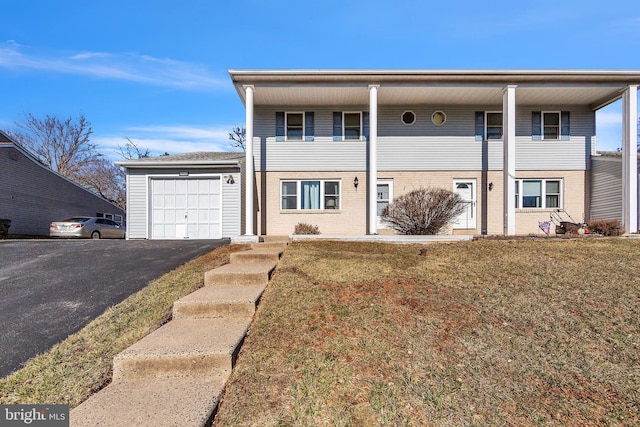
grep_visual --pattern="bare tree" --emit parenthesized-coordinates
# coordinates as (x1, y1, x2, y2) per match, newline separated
(381, 187, 466, 235)
(118, 138, 151, 160)
(228, 126, 246, 151)
(11, 113, 99, 179)
(75, 157, 126, 209)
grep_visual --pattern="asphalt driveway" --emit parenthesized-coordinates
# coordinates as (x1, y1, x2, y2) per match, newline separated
(0, 239, 228, 378)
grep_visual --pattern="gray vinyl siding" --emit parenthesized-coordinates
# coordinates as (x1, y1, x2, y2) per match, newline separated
(124, 168, 242, 239)
(222, 171, 241, 236)
(0, 145, 124, 236)
(590, 157, 623, 221)
(126, 171, 148, 238)
(253, 105, 593, 172)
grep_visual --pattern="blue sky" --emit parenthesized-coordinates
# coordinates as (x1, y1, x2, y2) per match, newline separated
(1, 0, 638, 157)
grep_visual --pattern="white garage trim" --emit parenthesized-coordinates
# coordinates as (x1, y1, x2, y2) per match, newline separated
(146, 174, 223, 240)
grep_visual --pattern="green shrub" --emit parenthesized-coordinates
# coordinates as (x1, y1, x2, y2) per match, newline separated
(294, 223, 320, 235)
(587, 219, 622, 236)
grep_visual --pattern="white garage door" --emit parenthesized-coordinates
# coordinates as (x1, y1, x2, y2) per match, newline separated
(150, 178, 221, 239)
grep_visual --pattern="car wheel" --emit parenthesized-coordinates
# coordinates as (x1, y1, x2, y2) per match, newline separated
(91, 231, 101, 239)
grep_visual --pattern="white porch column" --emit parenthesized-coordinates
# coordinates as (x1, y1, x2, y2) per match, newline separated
(368, 85, 379, 235)
(622, 85, 638, 234)
(244, 85, 255, 235)
(503, 85, 517, 235)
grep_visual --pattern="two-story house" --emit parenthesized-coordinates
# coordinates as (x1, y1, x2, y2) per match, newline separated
(229, 70, 639, 237)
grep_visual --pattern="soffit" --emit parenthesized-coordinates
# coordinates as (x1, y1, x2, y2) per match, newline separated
(246, 84, 626, 109)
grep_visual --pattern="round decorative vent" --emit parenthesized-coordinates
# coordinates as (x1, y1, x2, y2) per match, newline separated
(431, 111, 446, 126)
(401, 111, 416, 125)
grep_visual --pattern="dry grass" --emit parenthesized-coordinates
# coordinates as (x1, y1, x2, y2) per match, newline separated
(215, 239, 640, 426)
(0, 244, 247, 407)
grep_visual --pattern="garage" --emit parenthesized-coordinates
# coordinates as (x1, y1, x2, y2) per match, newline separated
(117, 152, 244, 240)
(151, 177, 221, 239)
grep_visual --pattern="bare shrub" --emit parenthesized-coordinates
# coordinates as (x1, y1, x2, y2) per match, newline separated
(381, 187, 466, 235)
(294, 223, 320, 235)
(587, 219, 622, 236)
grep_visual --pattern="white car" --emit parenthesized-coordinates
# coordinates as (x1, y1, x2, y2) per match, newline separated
(50, 217, 125, 239)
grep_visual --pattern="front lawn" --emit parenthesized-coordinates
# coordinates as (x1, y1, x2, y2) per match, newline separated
(215, 239, 640, 426)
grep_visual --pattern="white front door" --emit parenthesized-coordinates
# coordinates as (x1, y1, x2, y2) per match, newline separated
(150, 178, 221, 239)
(452, 179, 476, 230)
(377, 180, 393, 229)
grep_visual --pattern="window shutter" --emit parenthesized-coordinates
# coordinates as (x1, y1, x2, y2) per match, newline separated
(333, 112, 342, 141)
(304, 112, 314, 141)
(275, 112, 285, 141)
(363, 112, 369, 140)
(561, 111, 570, 141)
(475, 112, 484, 141)
(532, 111, 542, 140)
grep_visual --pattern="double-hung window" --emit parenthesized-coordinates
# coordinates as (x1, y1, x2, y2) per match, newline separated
(486, 112, 503, 140)
(532, 111, 569, 141)
(286, 112, 304, 140)
(281, 180, 341, 210)
(515, 179, 562, 209)
(344, 112, 362, 140)
(543, 112, 560, 140)
(276, 112, 314, 141)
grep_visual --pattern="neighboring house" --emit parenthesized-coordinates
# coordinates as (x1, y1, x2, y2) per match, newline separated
(116, 152, 244, 240)
(591, 151, 640, 223)
(0, 130, 125, 236)
(229, 69, 640, 236)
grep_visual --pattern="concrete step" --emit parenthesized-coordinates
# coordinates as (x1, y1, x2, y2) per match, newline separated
(259, 235, 290, 243)
(70, 375, 225, 427)
(230, 248, 283, 264)
(112, 318, 251, 382)
(204, 261, 276, 286)
(173, 284, 266, 319)
(250, 242, 288, 251)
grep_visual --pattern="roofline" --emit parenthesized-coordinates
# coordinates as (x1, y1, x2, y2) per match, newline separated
(0, 130, 124, 212)
(229, 69, 640, 84)
(115, 159, 241, 168)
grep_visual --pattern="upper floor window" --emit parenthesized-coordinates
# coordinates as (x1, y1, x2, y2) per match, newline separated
(286, 113, 304, 140)
(486, 112, 503, 140)
(276, 112, 314, 141)
(343, 112, 362, 140)
(542, 112, 560, 140)
(532, 111, 570, 141)
(515, 179, 562, 209)
(333, 111, 369, 141)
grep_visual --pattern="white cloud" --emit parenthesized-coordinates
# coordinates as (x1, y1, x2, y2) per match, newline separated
(0, 41, 227, 91)
(94, 124, 238, 160)
(596, 111, 622, 127)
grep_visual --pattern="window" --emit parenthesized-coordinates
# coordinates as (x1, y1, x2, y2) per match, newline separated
(401, 111, 416, 125)
(343, 113, 361, 140)
(545, 180, 560, 208)
(324, 181, 340, 209)
(431, 111, 446, 126)
(515, 179, 562, 209)
(532, 111, 569, 141)
(377, 183, 391, 216)
(276, 112, 314, 141)
(281, 180, 341, 210)
(543, 112, 560, 140)
(286, 112, 304, 140)
(281, 182, 297, 209)
(486, 112, 503, 140)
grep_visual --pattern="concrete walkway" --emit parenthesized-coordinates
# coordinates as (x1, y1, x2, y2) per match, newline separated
(70, 241, 287, 427)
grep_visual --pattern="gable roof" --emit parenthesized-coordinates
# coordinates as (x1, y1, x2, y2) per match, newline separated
(229, 69, 640, 110)
(0, 129, 124, 212)
(116, 152, 244, 169)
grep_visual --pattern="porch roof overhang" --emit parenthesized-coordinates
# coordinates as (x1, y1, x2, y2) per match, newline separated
(229, 69, 640, 110)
